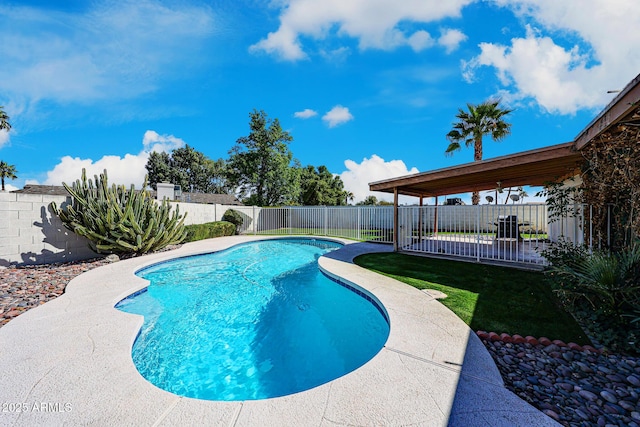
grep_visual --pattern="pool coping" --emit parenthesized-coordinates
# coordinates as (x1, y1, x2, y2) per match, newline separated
(0, 236, 559, 426)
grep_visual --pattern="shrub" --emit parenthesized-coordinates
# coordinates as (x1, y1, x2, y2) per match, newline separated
(221, 209, 251, 234)
(184, 221, 236, 242)
(51, 169, 187, 255)
(542, 239, 640, 354)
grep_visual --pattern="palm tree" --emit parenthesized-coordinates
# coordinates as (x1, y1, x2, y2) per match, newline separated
(0, 106, 11, 132)
(0, 161, 18, 191)
(445, 100, 513, 204)
(345, 191, 354, 205)
(518, 186, 528, 203)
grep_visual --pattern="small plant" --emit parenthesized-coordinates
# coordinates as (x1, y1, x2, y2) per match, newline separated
(221, 209, 250, 234)
(184, 221, 236, 242)
(542, 238, 640, 353)
(536, 179, 583, 223)
(52, 169, 187, 255)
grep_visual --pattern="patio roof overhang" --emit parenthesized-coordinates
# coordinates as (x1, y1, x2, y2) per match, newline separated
(369, 142, 583, 198)
(369, 72, 640, 200)
(575, 73, 640, 150)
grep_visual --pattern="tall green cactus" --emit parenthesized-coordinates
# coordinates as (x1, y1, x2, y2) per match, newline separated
(51, 169, 187, 255)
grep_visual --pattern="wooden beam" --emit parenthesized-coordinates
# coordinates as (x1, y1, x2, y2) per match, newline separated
(369, 142, 582, 197)
(393, 188, 399, 252)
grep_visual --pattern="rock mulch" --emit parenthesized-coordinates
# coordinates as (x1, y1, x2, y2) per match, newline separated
(2, 260, 639, 427)
(480, 332, 640, 427)
(0, 258, 111, 327)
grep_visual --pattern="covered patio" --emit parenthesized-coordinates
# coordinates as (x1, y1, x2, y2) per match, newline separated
(369, 72, 640, 265)
(368, 142, 583, 266)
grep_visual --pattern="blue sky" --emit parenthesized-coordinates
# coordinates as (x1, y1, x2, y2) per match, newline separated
(1, 0, 638, 204)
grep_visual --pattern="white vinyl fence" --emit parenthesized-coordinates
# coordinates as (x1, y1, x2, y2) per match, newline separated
(248, 206, 394, 243)
(239, 203, 594, 267)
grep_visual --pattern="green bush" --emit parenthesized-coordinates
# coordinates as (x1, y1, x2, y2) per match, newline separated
(184, 221, 236, 242)
(542, 238, 640, 354)
(222, 209, 251, 234)
(51, 169, 187, 255)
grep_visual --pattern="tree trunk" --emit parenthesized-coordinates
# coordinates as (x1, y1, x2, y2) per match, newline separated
(472, 191, 480, 205)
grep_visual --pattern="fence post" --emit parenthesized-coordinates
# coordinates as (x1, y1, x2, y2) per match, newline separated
(476, 205, 481, 263)
(324, 206, 328, 236)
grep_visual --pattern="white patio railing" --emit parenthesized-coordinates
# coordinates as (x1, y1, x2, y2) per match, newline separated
(397, 204, 550, 265)
(231, 203, 594, 266)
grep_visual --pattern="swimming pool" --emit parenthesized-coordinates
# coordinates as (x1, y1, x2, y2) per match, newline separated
(116, 238, 390, 401)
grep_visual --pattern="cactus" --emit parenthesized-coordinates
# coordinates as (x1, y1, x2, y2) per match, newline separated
(51, 169, 187, 255)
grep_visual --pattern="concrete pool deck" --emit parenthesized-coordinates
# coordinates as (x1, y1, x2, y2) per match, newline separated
(0, 236, 559, 426)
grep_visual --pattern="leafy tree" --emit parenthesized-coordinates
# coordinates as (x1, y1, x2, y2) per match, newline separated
(357, 195, 379, 206)
(227, 109, 299, 206)
(0, 106, 11, 132)
(298, 165, 348, 205)
(445, 100, 513, 205)
(0, 160, 17, 191)
(146, 151, 173, 189)
(208, 158, 231, 194)
(145, 145, 230, 193)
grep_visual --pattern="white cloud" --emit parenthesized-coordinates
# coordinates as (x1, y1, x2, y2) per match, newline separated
(438, 28, 467, 53)
(319, 46, 351, 62)
(142, 130, 185, 154)
(0, 1, 216, 119)
(408, 30, 434, 52)
(339, 155, 419, 204)
(294, 109, 318, 119)
(1, 183, 19, 192)
(465, 1, 640, 114)
(250, 0, 473, 60)
(42, 131, 185, 188)
(322, 105, 354, 127)
(0, 130, 9, 149)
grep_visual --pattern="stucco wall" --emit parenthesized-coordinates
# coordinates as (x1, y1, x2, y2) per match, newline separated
(0, 192, 247, 266)
(0, 192, 96, 266)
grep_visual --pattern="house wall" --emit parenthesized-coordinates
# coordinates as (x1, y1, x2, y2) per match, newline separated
(0, 192, 246, 266)
(547, 177, 584, 244)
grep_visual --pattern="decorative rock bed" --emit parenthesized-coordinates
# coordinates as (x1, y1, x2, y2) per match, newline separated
(0, 258, 111, 327)
(479, 331, 640, 427)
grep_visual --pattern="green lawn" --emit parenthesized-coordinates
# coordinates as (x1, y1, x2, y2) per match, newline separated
(354, 252, 588, 344)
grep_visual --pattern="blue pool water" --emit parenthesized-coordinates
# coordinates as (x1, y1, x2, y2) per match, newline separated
(116, 238, 390, 401)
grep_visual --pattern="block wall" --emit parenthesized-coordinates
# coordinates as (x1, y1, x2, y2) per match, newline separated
(0, 192, 96, 266)
(0, 193, 245, 266)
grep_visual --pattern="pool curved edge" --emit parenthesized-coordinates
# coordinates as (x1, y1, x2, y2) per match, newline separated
(0, 235, 561, 427)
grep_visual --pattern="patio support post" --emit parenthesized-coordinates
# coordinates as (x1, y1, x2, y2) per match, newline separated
(434, 196, 439, 237)
(419, 196, 424, 246)
(476, 204, 481, 262)
(393, 187, 399, 251)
